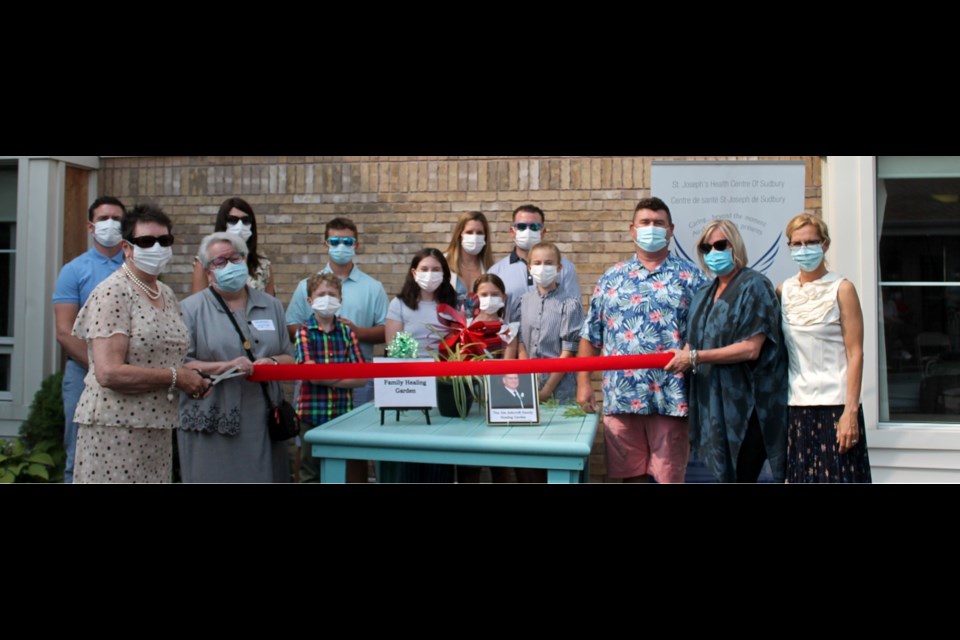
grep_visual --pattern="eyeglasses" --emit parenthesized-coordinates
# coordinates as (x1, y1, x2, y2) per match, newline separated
(698, 239, 730, 254)
(208, 254, 247, 269)
(327, 237, 356, 247)
(787, 240, 824, 249)
(513, 223, 543, 232)
(225, 215, 250, 225)
(127, 235, 175, 248)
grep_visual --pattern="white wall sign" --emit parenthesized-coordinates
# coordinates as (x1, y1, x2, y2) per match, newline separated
(651, 161, 806, 287)
(373, 357, 437, 408)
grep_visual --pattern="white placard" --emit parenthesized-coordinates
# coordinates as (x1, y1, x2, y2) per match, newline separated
(651, 161, 806, 288)
(373, 357, 437, 409)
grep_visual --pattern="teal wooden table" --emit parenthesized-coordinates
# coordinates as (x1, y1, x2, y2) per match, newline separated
(303, 403, 598, 483)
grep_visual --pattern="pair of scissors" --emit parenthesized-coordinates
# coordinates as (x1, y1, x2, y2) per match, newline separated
(197, 366, 249, 386)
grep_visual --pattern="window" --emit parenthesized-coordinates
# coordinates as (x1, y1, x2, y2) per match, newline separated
(878, 157, 960, 424)
(0, 164, 15, 398)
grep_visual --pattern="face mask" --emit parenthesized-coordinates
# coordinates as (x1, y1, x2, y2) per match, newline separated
(93, 219, 122, 247)
(634, 226, 668, 252)
(703, 248, 735, 276)
(131, 244, 173, 276)
(479, 296, 504, 315)
(226, 221, 253, 242)
(311, 295, 342, 318)
(515, 228, 541, 251)
(461, 234, 486, 256)
(530, 265, 559, 288)
(791, 245, 825, 273)
(212, 261, 248, 293)
(415, 270, 444, 293)
(328, 244, 355, 266)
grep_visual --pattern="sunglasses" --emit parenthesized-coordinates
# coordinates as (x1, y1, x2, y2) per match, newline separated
(127, 235, 175, 248)
(225, 215, 250, 225)
(698, 239, 730, 254)
(327, 237, 356, 247)
(513, 222, 543, 232)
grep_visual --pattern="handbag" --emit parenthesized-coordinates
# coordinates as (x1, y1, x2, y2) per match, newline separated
(209, 287, 300, 441)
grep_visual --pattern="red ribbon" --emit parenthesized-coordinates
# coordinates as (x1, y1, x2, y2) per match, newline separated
(248, 353, 675, 382)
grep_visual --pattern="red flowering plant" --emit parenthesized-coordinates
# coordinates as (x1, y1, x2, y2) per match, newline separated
(425, 303, 506, 417)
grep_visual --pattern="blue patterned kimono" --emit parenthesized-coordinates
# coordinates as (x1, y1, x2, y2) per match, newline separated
(687, 268, 788, 482)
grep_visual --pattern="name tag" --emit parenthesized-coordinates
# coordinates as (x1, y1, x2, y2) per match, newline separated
(251, 319, 276, 331)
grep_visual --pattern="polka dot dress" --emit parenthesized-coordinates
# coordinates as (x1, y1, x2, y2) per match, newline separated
(72, 269, 189, 484)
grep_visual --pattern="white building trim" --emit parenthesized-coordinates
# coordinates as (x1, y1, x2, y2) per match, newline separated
(825, 156, 960, 481)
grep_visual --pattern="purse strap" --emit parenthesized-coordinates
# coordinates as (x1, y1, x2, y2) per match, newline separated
(208, 286, 276, 411)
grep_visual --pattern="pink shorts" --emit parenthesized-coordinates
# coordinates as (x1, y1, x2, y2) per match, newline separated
(603, 414, 689, 483)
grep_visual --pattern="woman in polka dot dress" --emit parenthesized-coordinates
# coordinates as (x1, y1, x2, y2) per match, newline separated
(71, 204, 209, 483)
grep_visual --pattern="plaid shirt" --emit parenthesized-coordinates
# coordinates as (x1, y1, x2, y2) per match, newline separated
(295, 315, 365, 427)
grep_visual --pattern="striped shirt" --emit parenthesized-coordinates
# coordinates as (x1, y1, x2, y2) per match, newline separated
(295, 315, 365, 427)
(518, 286, 584, 403)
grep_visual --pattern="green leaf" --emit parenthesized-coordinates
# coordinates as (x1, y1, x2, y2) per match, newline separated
(27, 464, 50, 480)
(0, 472, 14, 483)
(10, 462, 27, 476)
(11, 439, 25, 457)
(25, 452, 54, 466)
(0, 453, 9, 463)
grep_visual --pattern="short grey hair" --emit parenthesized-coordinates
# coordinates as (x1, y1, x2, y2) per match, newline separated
(696, 219, 748, 274)
(198, 232, 247, 268)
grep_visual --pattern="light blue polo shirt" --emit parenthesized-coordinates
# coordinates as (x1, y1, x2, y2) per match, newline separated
(285, 262, 388, 362)
(52, 246, 126, 309)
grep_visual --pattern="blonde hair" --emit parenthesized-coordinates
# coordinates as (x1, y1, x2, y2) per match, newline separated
(444, 211, 493, 274)
(528, 241, 562, 264)
(306, 273, 342, 300)
(785, 213, 830, 246)
(696, 219, 748, 274)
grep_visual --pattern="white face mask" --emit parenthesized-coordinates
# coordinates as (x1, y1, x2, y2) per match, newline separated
(93, 219, 122, 247)
(311, 295, 341, 318)
(227, 221, 253, 242)
(461, 234, 486, 256)
(479, 295, 504, 315)
(415, 270, 444, 293)
(530, 264, 558, 288)
(514, 229, 541, 251)
(131, 244, 173, 276)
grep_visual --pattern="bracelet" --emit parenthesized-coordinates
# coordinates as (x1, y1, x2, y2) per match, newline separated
(168, 367, 178, 401)
(268, 357, 279, 365)
(690, 349, 698, 375)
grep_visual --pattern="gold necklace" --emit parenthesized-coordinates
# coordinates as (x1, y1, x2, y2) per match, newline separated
(122, 263, 161, 300)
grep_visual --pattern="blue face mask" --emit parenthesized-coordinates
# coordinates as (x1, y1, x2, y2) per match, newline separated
(213, 261, 249, 293)
(634, 226, 668, 252)
(791, 245, 824, 273)
(704, 248, 735, 276)
(328, 244, 355, 266)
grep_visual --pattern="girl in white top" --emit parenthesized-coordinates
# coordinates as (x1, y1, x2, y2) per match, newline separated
(779, 214, 871, 482)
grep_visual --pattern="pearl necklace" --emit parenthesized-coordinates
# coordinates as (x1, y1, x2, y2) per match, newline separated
(123, 263, 161, 300)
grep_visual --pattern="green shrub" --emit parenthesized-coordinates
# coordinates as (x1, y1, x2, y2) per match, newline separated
(0, 371, 66, 483)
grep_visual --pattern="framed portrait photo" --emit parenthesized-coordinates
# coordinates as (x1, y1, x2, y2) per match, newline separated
(485, 373, 540, 425)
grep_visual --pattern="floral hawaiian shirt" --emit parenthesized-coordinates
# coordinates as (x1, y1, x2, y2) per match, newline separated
(580, 253, 707, 416)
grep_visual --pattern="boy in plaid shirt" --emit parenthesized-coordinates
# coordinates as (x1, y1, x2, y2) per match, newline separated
(295, 273, 367, 482)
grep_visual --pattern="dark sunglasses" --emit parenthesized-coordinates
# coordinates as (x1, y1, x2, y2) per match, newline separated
(698, 239, 730, 254)
(327, 237, 356, 247)
(225, 215, 250, 225)
(127, 235, 175, 248)
(513, 222, 543, 232)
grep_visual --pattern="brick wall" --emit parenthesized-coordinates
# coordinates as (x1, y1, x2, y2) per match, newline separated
(98, 155, 823, 482)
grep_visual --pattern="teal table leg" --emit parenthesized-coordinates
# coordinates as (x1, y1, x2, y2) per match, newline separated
(547, 469, 580, 484)
(320, 458, 348, 483)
